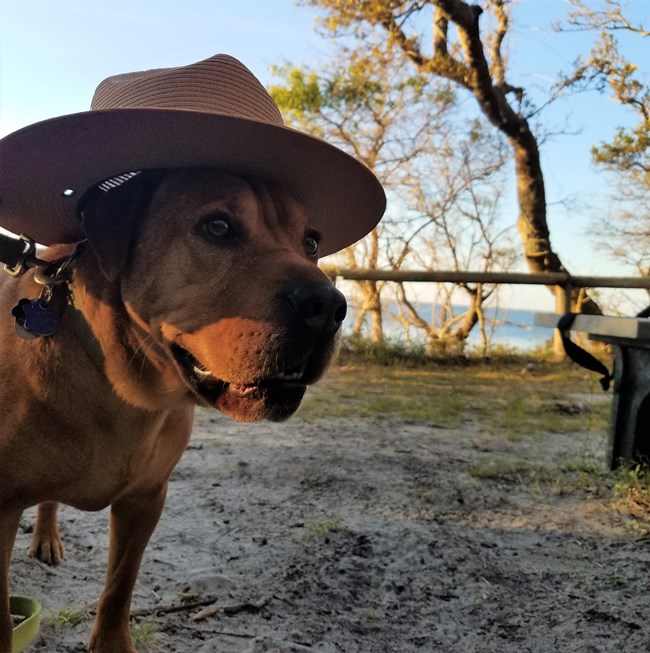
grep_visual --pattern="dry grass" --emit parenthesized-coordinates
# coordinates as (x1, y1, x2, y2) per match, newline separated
(301, 354, 610, 436)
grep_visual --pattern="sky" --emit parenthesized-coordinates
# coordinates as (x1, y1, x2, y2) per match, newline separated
(0, 0, 648, 311)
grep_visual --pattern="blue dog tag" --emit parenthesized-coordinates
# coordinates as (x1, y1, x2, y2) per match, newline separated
(22, 299, 60, 336)
(12, 298, 60, 338)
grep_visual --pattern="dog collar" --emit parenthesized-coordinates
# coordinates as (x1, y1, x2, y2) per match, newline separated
(0, 232, 105, 375)
(0, 233, 48, 277)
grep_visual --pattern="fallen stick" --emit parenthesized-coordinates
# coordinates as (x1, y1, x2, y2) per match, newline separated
(130, 594, 271, 619)
(129, 596, 217, 618)
(222, 596, 270, 615)
(199, 629, 257, 639)
(176, 624, 257, 639)
(192, 605, 220, 621)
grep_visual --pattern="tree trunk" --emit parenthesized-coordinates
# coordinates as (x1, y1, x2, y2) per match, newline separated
(366, 281, 384, 342)
(511, 130, 600, 314)
(351, 280, 384, 342)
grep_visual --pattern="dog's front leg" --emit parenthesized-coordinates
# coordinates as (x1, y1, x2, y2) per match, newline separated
(88, 486, 168, 653)
(0, 508, 23, 653)
(29, 501, 64, 565)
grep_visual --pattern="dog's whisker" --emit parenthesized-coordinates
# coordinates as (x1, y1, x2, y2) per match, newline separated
(126, 336, 149, 368)
(125, 334, 155, 375)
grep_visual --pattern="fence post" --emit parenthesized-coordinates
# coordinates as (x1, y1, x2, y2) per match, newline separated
(553, 284, 571, 359)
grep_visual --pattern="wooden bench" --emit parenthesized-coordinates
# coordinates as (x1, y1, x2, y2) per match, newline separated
(535, 312, 650, 469)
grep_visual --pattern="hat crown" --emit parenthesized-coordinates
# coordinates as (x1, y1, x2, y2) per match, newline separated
(91, 54, 284, 126)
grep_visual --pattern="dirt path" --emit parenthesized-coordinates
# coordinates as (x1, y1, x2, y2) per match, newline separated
(10, 392, 650, 652)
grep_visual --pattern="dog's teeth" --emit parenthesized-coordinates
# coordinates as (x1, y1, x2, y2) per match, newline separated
(275, 371, 302, 381)
(193, 365, 211, 378)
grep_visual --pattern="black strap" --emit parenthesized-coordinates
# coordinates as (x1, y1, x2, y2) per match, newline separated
(557, 313, 614, 391)
(67, 300, 106, 375)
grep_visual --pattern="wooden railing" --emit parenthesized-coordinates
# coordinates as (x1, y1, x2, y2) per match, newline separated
(322, 267, 650, 355)
(322, 267, 650, 289)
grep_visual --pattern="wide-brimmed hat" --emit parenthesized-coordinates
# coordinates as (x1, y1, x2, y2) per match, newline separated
(0, 54, 385, 256)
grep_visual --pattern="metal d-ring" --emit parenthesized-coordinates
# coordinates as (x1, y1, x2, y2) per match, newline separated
(32, 241, 87, 287)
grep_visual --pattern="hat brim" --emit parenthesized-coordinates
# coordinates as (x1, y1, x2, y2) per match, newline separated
(0, 109, 386, 256)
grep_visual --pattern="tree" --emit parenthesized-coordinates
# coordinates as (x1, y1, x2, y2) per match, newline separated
(394, 118, 514, 353)
(270, 44, 515, 350)
(301, 0, 601, 314)
(558, 0, 648, 184)
(557, 0, 649, 300)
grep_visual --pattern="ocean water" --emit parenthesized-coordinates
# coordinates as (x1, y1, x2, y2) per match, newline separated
(345, 301, 553, 351)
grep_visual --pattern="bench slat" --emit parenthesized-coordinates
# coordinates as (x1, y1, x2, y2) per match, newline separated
(534, 312, 650, 340)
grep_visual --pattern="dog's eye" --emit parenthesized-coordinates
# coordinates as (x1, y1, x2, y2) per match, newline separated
(304, 233, 320, 258)
(200, 213, 234, 242)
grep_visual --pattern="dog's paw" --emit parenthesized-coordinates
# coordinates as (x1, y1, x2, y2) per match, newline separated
(28, 533, 65, 565)
(88, 629, 137, 653)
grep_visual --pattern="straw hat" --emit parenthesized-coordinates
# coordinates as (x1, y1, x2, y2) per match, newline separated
(0, 54, 385, 256)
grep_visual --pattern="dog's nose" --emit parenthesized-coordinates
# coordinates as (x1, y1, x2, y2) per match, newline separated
(288, 282, 347, 336)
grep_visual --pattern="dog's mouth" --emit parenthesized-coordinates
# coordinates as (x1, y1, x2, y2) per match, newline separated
(170, 343, 307, 422)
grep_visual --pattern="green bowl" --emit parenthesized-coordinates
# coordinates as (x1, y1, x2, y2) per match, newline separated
(10, 596, 41, 653)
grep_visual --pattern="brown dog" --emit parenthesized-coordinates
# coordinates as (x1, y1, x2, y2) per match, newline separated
(0, 53, 384, 653)
(0, 169, 350, 652)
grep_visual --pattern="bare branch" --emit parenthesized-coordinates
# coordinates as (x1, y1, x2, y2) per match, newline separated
(562, 0, 650, 37)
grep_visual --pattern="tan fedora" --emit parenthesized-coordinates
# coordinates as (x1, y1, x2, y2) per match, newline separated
(0, 54, 385, 256)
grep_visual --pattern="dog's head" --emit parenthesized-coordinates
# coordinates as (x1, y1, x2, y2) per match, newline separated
(79, 169, 347, 422)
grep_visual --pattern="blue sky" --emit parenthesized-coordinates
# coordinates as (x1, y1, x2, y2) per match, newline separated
(0, 0, 648, 310)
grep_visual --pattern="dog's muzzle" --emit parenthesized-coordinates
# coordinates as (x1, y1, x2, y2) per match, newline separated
(169, 281, 347, 422)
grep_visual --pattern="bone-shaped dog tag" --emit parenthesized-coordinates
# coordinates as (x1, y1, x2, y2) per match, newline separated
(22, 299, 60, 336)
(12, 298, 60, 339)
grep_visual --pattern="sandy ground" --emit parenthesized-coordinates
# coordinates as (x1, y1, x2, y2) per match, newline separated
(9, 380, 650, 653)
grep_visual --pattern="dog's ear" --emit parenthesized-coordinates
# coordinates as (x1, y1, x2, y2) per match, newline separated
(79, 171, 165, 281)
